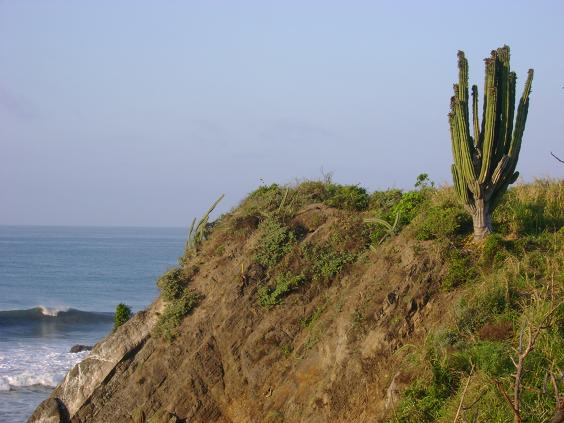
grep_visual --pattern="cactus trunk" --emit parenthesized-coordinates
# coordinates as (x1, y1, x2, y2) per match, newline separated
(471, 199, 492, 239)
(448, 46, 533, 240)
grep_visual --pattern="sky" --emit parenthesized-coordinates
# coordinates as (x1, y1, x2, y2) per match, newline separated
(1, 1, 563, 227)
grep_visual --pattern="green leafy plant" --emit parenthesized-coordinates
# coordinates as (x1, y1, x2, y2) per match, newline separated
(325, 184, 370, 211)
(258, 273, 306, 307)
(114, 303, 132, 331)
(157, 267, 185, 301)
(185, 194, 224, 254)
(365, 212, 401, 246)
(414, 203, 471, 241)
(154, 290, 203, 341)
(254, 219, 296, 269)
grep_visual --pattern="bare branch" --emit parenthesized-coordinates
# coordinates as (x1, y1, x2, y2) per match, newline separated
(551, 152, 564, 164)
(454, 365, 475, 422)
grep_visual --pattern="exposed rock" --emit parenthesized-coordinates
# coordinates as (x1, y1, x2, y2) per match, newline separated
(385, 372, 402, 410)
(69, 345, 92, 353)
(28, 300, 163, 422)
(27, 397, 69, 423)
(27, 207, 450, 423)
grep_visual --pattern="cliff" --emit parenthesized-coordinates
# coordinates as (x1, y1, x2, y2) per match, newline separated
(29, 179, 563, 423)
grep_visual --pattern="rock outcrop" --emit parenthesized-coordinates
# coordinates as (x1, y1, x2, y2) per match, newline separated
(69, 345, 93, 353)
(29, 204, 450, 423)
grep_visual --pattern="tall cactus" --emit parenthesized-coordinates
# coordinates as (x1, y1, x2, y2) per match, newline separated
(449, 46, 533, 239)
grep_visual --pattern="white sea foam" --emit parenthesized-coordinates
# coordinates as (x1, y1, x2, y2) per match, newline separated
(0, 343, 88, 391)
(38, 305, 70, 317)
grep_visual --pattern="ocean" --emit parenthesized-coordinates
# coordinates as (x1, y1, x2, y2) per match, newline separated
(0, 226, 186, 422)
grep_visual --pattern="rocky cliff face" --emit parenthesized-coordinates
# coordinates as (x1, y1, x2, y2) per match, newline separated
(27, 181, 564, 423)
(30, 201, 450, 423)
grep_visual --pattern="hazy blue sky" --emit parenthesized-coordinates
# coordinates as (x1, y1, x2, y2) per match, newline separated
(1, 1, 563, 226)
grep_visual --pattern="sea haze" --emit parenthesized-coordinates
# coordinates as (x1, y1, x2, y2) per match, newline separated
(0, 226, 186, 422)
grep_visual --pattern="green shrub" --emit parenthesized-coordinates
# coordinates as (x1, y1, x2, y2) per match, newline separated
(392, 191, 427, 226)
(414, 203, 471, 240)
(300, 306, 324, 328)
(293, 180, 333, 203)
(369, 189, 403, 213)
(254, 219, 296, 268)
(414, 173, 435, 190)
(258, 273, 306, 308)
(469, 341, 512, 377)
(455, 281, 509, 333)
(154, 290, 203, 341)
(238, 184, 286, 219)
(392, 358, 459, 423)
(114, 303, 132, 330)
(324, 184, 370, 211)
(157, 267, 185, 301)
(442, 251, 478, 291)
(302, 244, 357, 281)
(481, 233, 510, 266)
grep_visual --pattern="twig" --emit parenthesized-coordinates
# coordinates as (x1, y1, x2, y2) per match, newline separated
(454, 365, 474, 422)
(496, 302, 563, 423)
(551, 152, 564, 164)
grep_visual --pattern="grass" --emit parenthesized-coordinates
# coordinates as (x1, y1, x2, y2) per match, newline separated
(389, 180, 563, 422)
(161, 177, 562, 419)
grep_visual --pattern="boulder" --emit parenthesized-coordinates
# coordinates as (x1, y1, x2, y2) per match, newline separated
(69, 345, 92, 353)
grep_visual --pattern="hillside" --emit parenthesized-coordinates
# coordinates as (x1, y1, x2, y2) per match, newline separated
(29, 178, 563, 423)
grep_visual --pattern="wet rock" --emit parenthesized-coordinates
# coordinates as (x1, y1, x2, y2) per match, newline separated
(69, 345, 92, 353)
(27, 397, 70, 423)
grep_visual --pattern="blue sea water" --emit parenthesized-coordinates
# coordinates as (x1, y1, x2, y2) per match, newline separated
(0, 226, 186, 422)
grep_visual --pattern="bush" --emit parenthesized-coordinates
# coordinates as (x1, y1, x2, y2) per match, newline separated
(154, 290, 203, 341)
(157, 267, 185, 301)
(455, 281, 509, 333)
(442, 251, 478, 291)
(254, 219, 296, 269)
(369, 189, 403, 213)
(469, 341, 512, 377)
(302, 244, 357, 281)
(392, 191, 427, 226)
(258, 273, 306, 308)
(414, 203, 471, 240)
(481, 233, 510, 266)
(114, 303, 132, 330)
(325, 184, 370, 211)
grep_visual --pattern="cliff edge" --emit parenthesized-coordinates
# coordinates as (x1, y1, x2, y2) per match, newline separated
(29, 180, 563, 423)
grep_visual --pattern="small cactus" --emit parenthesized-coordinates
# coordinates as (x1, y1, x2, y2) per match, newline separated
(449, 46, 533, 239)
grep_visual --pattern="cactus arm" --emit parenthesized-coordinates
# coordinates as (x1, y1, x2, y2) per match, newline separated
(504, 72, 517, 154)
(472, 85, 481, 150)
(508, 69, 534, 173)
(478, 57, 498, 184)
(452, 164, 473, 211)
(453, 53, 479, 191)
(494, 46, 511, 165)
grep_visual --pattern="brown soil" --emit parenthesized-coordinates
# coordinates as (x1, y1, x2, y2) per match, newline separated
(55, 205, 458, 423)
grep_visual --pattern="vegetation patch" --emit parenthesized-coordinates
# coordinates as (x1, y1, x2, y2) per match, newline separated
(324, 184, 370, 211)
(254, 219, 297, 269)
(302, 244, 356, 281)
(157, 267, 186, 301)
(114, 303, 132, 331)
(154, 290, 203, 341)
(414, 201, 471, 241)
(441, 250, 478, 291)
(258, 273, 306, 308)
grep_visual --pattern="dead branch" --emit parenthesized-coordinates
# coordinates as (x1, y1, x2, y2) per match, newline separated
(494, 302, 562, 423)
(454, 365, 474, 423)
(551, 152, 564, 164)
